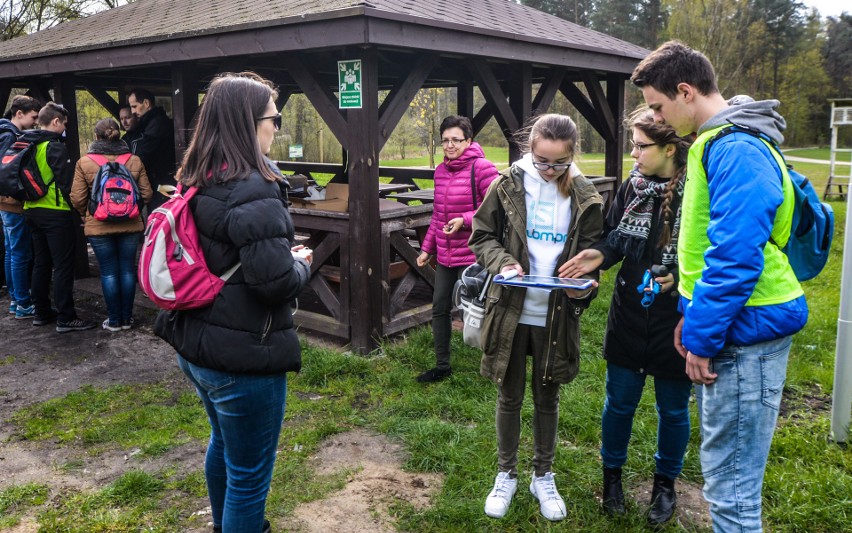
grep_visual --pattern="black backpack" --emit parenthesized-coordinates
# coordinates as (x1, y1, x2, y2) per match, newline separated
(0, 138, 52, 201)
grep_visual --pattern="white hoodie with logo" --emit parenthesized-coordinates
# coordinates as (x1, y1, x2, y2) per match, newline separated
(515, 153, 576, 327)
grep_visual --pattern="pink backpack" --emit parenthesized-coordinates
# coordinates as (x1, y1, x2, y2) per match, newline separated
(86, 153, 140, 221)
(138, 185, 240, 310)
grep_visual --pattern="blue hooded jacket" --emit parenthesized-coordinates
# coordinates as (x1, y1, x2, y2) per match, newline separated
(681, 96, 808, 357)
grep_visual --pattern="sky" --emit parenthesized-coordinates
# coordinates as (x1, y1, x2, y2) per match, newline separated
(801, 0, 846, 18)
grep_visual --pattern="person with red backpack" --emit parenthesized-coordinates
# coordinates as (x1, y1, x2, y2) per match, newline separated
(22, 102, 96, 333)
(71, 118, 152, 331)
(154, 72, 310, 533)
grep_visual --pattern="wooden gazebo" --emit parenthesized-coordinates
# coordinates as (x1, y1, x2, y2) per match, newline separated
(0, 0, 648, 352)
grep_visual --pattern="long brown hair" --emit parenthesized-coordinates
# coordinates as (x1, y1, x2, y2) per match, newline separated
(177, 72, 280, 187)
(627, 107, 692, 248)
(514, 113, 579, 197)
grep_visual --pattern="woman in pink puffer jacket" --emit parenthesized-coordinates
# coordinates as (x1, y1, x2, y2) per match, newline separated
(415, 115, 498, 382)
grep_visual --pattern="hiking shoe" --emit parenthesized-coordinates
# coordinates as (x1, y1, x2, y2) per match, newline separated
(121, 317, 134, 330)
(416, 367, 452, 383)
(15, 304, 35, 319)
(8, 301, 16, 314)
(56, 318, 97, 333)
(530, 471, 567, 521)
(484, 471, 517, 518)
(102, 319, 122, 332)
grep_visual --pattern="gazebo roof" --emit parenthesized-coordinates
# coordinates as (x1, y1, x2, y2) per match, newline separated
(0, 0, 647, 74)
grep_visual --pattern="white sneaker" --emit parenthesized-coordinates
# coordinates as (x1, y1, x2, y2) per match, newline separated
(484, 471, 517, 518)
(529, 471, 567, 521)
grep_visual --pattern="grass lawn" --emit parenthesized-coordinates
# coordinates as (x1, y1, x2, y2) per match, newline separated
(1, 161, 849, 531)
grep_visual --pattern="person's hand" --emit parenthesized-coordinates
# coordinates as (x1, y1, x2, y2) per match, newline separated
(291, 245, 313, 265)
(502, 264, 524, 276)
(559, 249, 604, 278)
(673, 316, 687, 358)
(655, 272, 675, 293)
(563, 280, 599, 299)
(685, 351, 717, 385)
(416, 252, 432, 267)
(442, 217, 464, 235)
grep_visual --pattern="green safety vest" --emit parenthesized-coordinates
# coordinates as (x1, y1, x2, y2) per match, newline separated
(678, 125, 802, 306)
(23, 141, 70, 211)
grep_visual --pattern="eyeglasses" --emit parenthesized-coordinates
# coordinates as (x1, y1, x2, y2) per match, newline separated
(631, 140, 658, 152)
(531, 154, 572, 172)
(257, 113, 282, 130)
(440, 138, 469, 146)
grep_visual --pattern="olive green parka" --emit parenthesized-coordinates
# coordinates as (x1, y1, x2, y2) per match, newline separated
(468, 165, 604, 387)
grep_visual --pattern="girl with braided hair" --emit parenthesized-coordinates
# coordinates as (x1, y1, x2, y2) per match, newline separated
(561, 107, 692, 526)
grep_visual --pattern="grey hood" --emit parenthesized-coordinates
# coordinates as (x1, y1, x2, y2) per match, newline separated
(698, 95, 786, 145)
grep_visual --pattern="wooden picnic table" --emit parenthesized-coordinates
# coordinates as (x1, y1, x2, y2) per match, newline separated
(389, 188, 435, 204)
(378, 182, 415, 197)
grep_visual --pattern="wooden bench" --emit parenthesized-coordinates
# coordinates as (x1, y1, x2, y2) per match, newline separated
(319, 261, 411, 284)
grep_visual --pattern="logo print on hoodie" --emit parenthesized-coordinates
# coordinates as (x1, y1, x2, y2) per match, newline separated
(527, 199, 568, 243)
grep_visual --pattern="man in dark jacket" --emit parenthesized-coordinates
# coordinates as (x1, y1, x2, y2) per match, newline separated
(128, 88, 175, 211)
(119, 106, 142, 148)
(0, 95, 40, 318)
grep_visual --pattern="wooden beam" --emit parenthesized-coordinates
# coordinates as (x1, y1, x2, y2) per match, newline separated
(346, 50, 383, 353)
(560, 80, 607, 139)
(469, 59, 519, 134)
(508, 63, 532, 164)
(457, 80, 474, 118)
(84, 85, 121, 119)
(532, 68, 567, 115)
(0, 82, 11, 113)
(377, 53, 438, 150)
(471, 101, 494, 138)
(605, 73, 626, 185)
(171, 63, 199, 166)
(281, 55, 349, 151)
(580, 71, 616, 142)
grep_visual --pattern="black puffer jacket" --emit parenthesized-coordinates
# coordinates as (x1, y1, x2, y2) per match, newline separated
(154, 170, 310, 375)
(592, 175, 687, 381)
(129, 106, 175, 188)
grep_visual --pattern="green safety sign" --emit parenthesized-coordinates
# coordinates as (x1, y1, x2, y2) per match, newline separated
(338, 60, 362, 109)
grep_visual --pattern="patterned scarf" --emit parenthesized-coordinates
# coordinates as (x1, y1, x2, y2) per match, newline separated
(606, 170, 682, 267)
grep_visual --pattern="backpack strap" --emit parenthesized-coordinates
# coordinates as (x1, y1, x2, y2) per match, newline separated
(87, 154, 107, 166)
(470, 159, 477, 209)
(115, 153, 132, 165)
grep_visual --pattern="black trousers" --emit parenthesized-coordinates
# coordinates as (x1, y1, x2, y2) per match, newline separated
(432, 264, 465, 370)
(24, 208, 78, 322)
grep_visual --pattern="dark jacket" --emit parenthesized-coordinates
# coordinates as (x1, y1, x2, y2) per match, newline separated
(154, 171, 310, 375)
(592, 175, 687, 380)
(469, 165, 603, 386)
(129, 107, 175, 188)
(0, 119, 23, 213)
(19, 129, 73, 210)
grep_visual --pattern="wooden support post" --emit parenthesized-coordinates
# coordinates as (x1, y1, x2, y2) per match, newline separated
(84, 85, 121, 120)
(580, 72, 616, 142)
(53, 75, 89, 279)
(532, 68, 566, 116)
(605, 73, 625, 186)
(470, 60, 519, 138)
(377, 54, 437, 150)
(346, 50, 383, 353)
(457, 80, 474, 118)
(508, 63, 532, 164)
(560, 80, 607, 139)
(0, 82, 11, 113)
(171, 63, 199, 166)
(282, 55, 349, 150)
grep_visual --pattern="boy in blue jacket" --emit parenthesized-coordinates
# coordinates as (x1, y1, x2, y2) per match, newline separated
(631, 41, 808, 532)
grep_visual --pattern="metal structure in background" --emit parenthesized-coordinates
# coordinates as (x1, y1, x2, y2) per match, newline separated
(824, 98, 852, 200)
(831, 100, 852, 442)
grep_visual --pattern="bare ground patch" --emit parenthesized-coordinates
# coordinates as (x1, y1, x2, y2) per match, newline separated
(280, 429, 444, 533)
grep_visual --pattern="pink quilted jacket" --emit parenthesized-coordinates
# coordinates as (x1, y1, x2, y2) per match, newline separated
(421, 142, 498, 267)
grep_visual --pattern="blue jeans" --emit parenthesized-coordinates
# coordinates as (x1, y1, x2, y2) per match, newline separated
(89, 233, 140, 324)
(0, 211, 32, 305)
(177, 355, 287, 533)
(696, 336, 792, 533)
(600, 363, 692, 479)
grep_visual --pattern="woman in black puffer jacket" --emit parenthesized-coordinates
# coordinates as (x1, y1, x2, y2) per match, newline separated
(154, 72, 310, 533)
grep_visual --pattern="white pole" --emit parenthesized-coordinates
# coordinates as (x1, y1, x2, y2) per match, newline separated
(831, 181, 852, 443)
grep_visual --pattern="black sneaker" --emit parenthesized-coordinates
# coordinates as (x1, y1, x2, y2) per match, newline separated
(33, 312, 57, 327)
(416, 367, 452, 383)
(55, 318, 97, 333)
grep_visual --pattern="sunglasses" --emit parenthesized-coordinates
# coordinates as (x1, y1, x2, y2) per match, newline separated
(257, 113, 282, 130)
